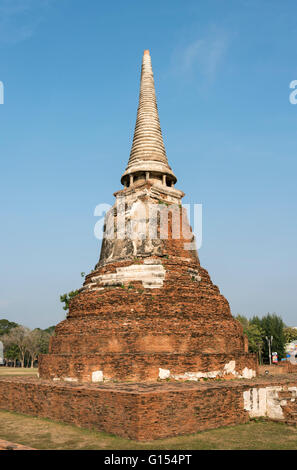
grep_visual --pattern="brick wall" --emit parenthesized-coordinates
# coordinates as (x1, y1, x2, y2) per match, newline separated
(39, 351, 257, 382)
(1, 375, 296, 440)
(0, 377, 247, 440)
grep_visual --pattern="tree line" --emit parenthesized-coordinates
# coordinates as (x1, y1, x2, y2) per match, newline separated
(235, 313, 297, 364)
(0, 319, 55, 368)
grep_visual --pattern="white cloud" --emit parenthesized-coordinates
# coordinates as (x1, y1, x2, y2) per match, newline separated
(0, 0, 54, 44)
(172, 29, 230, 82)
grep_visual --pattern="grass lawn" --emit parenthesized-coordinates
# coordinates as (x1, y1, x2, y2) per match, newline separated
(0, 368, 38, 376)
(0, 410, 296, 450)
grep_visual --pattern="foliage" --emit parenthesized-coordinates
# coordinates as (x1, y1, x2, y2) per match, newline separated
(254, 313, 286, 360)
(2, 326, 30, 367)
(284, 327, 297, 344)
(25, 329, 51, 367)
(2, 343, 19, 364)
(236, 313, 287, 362)
(60, 290, 79, 312)
(236, 315, 249, 329)
(0, 319, 19, 337)
(235, 315, 264, 356)
(44, 325, 56, 336)
(246, 324, 264, 354)
(37, 329, 52, 354)
(0, 322, 54, 367)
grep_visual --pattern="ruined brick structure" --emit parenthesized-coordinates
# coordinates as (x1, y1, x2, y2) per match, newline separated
(1, 50, 296, 442)
(1, 375, 297, 440)
(39, 50, 257, 383)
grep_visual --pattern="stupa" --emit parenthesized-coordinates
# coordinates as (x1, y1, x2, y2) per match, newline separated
(39, 50, 257, 383)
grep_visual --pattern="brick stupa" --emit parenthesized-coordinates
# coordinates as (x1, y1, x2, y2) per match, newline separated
(39, 50, 257, 383)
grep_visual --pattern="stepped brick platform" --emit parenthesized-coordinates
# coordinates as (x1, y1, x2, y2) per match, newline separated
(39, 255, 258, 382)
(0, 375, 296, 441)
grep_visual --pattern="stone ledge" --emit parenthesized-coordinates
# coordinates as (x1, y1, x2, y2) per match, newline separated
(0, 375, 296, 440)
(1, 373, 297, 392)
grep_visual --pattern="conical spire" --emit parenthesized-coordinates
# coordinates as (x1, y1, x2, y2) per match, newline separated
(121, 50, 177, 186)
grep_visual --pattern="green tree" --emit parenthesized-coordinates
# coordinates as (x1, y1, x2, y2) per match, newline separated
(235, 314, 249, 329)
(44, 325, 56, 336)
(60, 290, 79, 313)
(246, 324, 264, 354)
(235, 315, 264, 362)
(0, 319, 19, 337)
(2, 326, 30, 368)
(26, 329, 51, 367)
(284, 327, 297, 344)
(38, 329, 53, 354)
(251, 313, 286, 361)
(2, 343, 19, 367)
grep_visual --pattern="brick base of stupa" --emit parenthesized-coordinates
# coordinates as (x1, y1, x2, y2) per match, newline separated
(38, 254, 259, 383)
(39, 352, 257, 383)
(0, 375, 297, 441)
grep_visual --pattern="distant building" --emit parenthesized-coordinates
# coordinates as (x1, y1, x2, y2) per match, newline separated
(285, 340, 297, 364)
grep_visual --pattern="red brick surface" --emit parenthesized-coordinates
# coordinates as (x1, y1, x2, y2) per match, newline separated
(38, 190, 258, 383)
(40, 256, 257, 382)
(39, 352, 257, 382)
(0, 375, 296, 440)
(35, 189, 258, 438)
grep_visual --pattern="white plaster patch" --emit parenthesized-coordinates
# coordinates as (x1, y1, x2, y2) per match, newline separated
(159, 368, 170, 379)
(224, 360, 236, 375)
(92, 263, 166, 289)
(243, 390, 252, 411)
(241, 367, 256, 379)
(188, 268, 201, 282)
(92, 370, 104, 383)
(243, 386, 297, 421)
(144, 258, 163, 265)
(64, 377, 78, 383)
(172, 370, 221, 381)
(243, 388, 267, 417)
(167, 362, 256, 382)
(288, 386, 297, 397)
(266, 387, 285, 420)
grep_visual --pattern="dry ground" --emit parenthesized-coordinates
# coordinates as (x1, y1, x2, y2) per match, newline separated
(0, 368, 38, 376)
(0, 410, 296, 450)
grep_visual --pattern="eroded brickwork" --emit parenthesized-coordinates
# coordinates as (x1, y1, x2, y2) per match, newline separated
(39, 249, 257, 382)
(39, 184, 258, 382)
(1, 375, 297, 441)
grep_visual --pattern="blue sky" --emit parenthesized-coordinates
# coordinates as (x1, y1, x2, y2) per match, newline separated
(0, 0, 296, 328)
